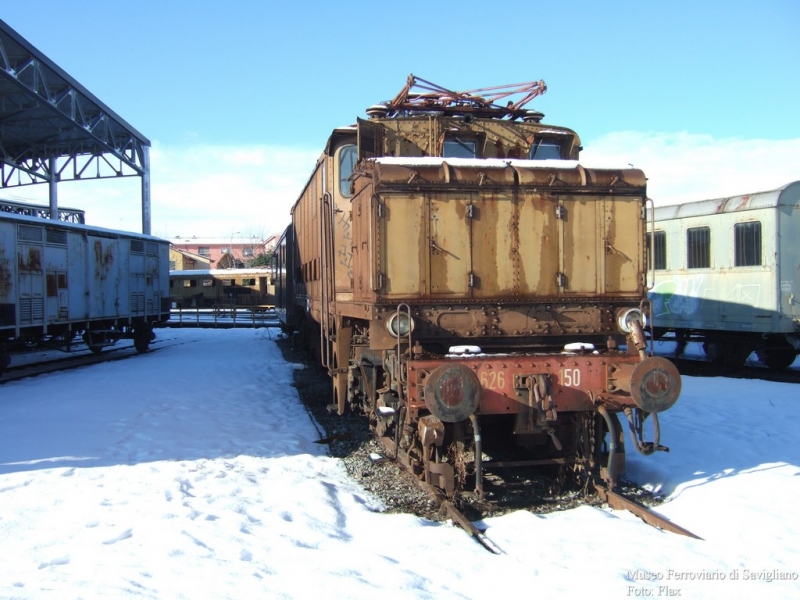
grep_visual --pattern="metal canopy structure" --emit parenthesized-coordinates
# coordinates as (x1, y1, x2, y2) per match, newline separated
(0, 19, 152, 234)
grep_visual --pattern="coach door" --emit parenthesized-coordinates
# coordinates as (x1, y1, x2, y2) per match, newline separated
(44, 228, 69, 323)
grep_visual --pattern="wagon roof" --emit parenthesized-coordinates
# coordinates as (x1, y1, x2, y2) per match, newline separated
(651, 181, 800, 221)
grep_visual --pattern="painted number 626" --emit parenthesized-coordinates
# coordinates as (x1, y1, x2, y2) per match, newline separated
(479, 370, 506, 390)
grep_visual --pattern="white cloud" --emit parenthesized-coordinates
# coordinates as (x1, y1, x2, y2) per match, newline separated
(4, 142, 319, 240)
(580, 132, 800, 206)
(6, 134, 797, 239)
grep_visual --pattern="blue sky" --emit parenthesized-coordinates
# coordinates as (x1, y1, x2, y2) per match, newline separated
(2, 1, 799, 237)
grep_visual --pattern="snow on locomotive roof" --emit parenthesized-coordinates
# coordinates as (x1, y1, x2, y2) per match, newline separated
(373, 156, 580, 169)
(652, 180, 800, 222)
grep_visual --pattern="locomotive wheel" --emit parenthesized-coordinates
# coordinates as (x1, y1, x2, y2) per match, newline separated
(756, 342, 797, 370)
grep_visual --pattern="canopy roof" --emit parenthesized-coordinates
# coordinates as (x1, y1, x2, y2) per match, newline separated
(0, 19, 152, 232)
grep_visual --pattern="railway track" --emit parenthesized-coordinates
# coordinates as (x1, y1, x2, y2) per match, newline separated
(0, 338, 178, 384)
(371, 432, 701, 552)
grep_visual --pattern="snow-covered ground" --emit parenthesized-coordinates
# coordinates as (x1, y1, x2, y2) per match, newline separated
(1, 328, 798, 599)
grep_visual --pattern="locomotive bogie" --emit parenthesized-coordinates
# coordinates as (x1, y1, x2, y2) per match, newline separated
(0, 210, 170, 366)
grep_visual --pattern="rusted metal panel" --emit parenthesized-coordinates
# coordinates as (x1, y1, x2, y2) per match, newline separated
(470, 193, 516, 297)
(514, 163, 586, 186)
(560, 195, 601, 294)
(380, 194, 427, 296)
(604, 197, 644, 294)
(449, 164, 515, 186)
(375, 162, 448, 185)
(429, 194, 471, 296)
(0, 222, 16, 306)
(517, 192, 559, 296)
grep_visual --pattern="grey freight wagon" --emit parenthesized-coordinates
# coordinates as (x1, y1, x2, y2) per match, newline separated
(0, 208, 171, 371)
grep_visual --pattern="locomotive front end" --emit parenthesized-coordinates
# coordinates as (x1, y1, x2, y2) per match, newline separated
(348, 156, 681, 494)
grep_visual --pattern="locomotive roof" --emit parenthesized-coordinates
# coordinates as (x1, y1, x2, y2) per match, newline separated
(652, 180, 800, 222)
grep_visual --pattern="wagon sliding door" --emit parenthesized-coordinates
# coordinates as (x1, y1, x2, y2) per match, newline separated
(17, 224, 45, 328)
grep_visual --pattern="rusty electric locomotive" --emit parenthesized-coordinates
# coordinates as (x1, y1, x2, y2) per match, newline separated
(275, 76, 681, 497)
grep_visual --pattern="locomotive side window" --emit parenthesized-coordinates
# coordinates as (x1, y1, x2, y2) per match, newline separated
(339, 144, 357, 197)
(646, 231, 667, 270)
(529, 139, 562, 160)
(687, 226, 710, 269)
(443, 135, 477, 158)
(734, 221, 762, 267)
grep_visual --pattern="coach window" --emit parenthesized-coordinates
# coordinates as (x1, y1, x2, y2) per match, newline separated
(339, 144, 357, 197)
(687, 227, 710, 269)
(529, 139, 562, 160)
(443, 135, 477, 158)
(734, 222, 762, 267)
(647, 231, 667, 270)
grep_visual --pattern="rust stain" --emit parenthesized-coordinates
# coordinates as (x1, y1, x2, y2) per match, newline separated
(0, 249, 11, 297)
(18, 246, 42, 272)
(731, 195, 751, 211)
(93, 240, 115, 279)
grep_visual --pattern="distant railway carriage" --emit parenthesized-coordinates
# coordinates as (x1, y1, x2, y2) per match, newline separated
(649, 181, 800, 369)
(0, 208, 171, 371)
(169, 268, 274, 309)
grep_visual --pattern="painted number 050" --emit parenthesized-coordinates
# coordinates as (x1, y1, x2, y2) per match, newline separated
(561, 368, 581, 387)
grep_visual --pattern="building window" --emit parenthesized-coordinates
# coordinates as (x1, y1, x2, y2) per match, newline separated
(647, 231, 667, 270)
(220, 247, 231, 254)
(198, 247, 210, 257)
(687, 227, 710, 269)
(734, 222, 762, 267)
(169, 260, 176, 270)
(529, 140, 562, 160)
(443, 136, 477, 158)
(243, 247, 254, 257)
(183, 279, 197, 288)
